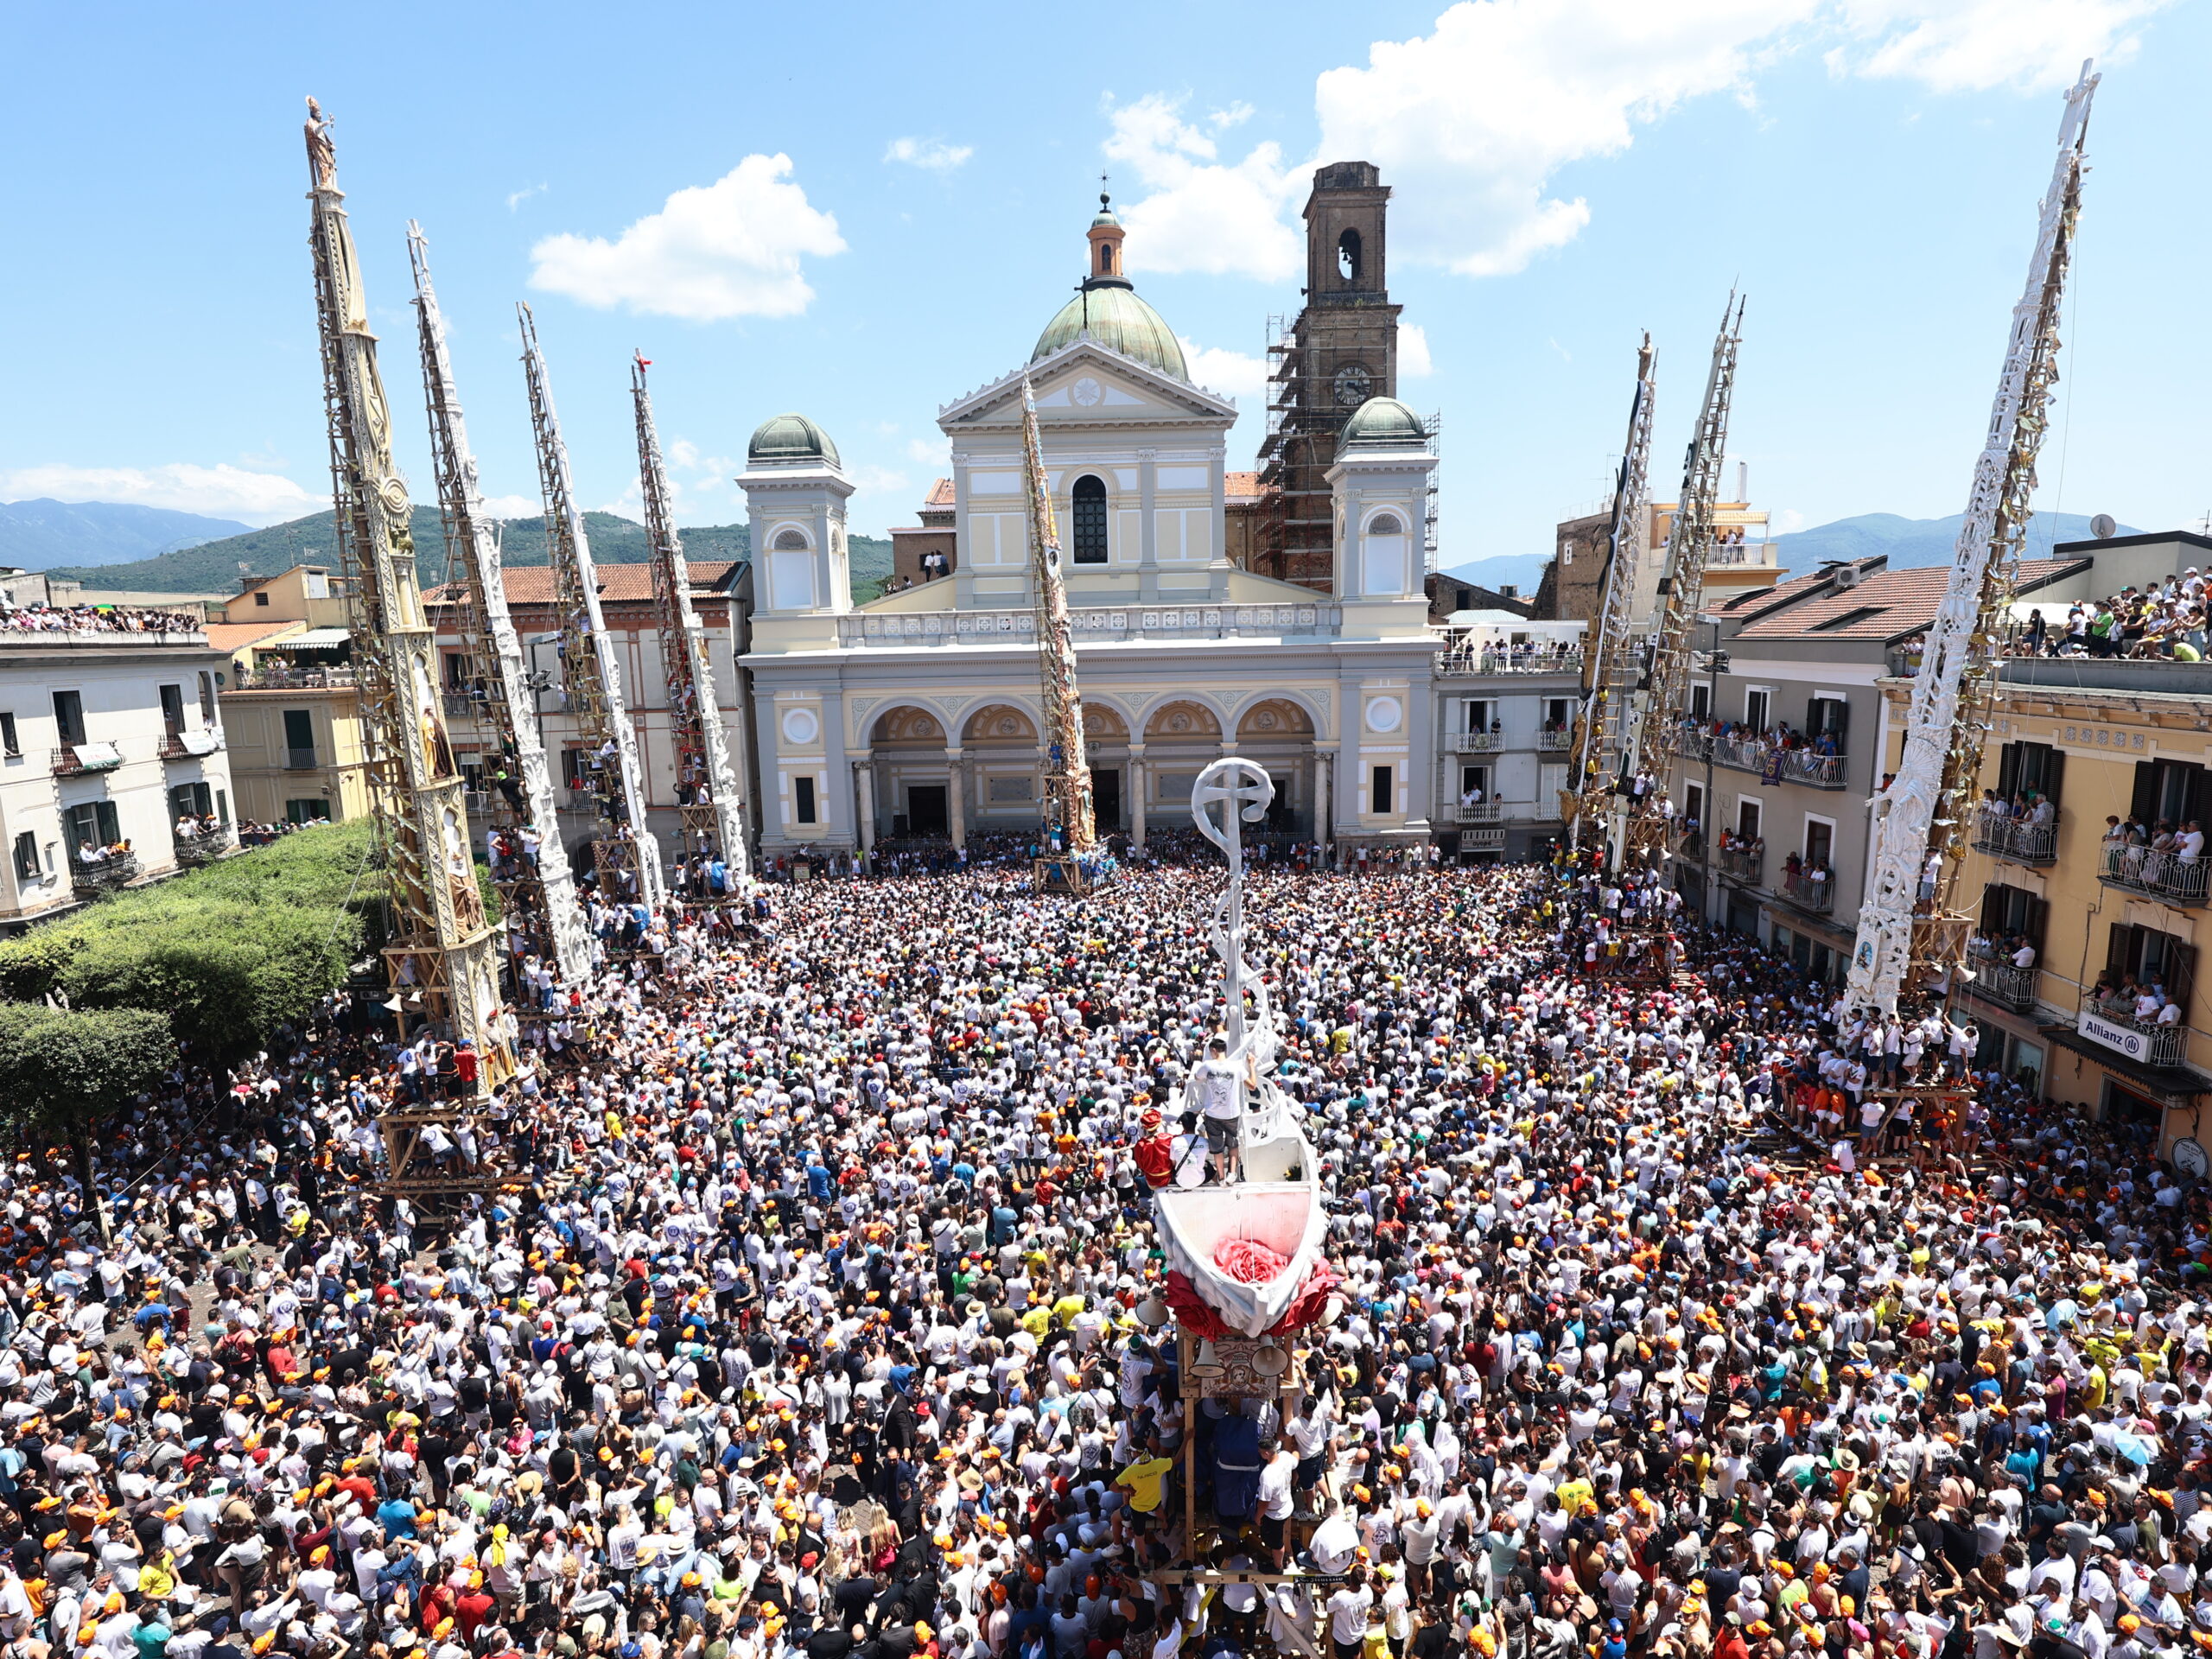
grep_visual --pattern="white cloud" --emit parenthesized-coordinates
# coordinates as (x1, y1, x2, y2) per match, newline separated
(1111, 0, 2155, 284)
(1770, 506, 1808, 534)
(1833, 0, 2165, 91)
(481, 493, 541, 519)
(906, 435, 951, 468)
(884, 137, 975, 171)
(1177, 336, 1268, 401)
(1103, 95, 1304, 280)
(506, 181, 547, 213)
(1398, 323, 1435, 378)
(0, 462, 320, 525)
(529, 155, 846, 321)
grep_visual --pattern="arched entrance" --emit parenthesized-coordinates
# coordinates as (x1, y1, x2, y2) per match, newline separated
(1081, 702, 1129, 830)
(963, 703, 1040, 831)
(1234, 697, 1317, 836)
(869, 704, 948, 838)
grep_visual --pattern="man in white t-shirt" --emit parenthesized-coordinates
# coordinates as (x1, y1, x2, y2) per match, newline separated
(1192, 1036, 1249, 1183)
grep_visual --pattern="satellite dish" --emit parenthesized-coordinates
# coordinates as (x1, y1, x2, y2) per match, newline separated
(2090, 513, 2117, 540)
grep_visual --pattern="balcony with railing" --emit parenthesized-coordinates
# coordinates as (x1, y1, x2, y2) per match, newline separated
(71, 850, 139, 895)
(1448, 731, 1501, 753)
(1780, 868, 1834, 913)
(1436, 645, 1584, 677)
(173, 828, 236, 868)
(156, 728, 226, 760)
(52, 742, 124, 777)
(1709, 735, 1848, 788)
(231, 666, 358, 690)
(1717, 842, 1765, 885)
(1972, 807, 2059, 867)
(285, 747, 321, 772)
(1966, 956, 2040, 1014)
(1537, 728, 1572, 751)
(2099, 844, 2209, 906)
(2082, 996, 2184, 1069)
(1456, 801, 1504, 824)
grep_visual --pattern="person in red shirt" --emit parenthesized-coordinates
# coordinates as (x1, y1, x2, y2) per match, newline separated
(454, 1573, 497, 1643)
(1131, 1110, 1175, 1190)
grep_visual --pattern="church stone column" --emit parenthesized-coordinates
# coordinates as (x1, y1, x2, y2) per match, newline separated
(1138, 448, 1160, 604)
(1128, 747, 1147, 850)
(854, 757, 876, 865)
(1319, 749, 1337, 865)
(947, 750, 967, 850)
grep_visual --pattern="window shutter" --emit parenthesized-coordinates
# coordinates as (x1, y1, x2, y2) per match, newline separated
(2189, 765, 2212, 830)
(2043, 749, 2064, 811)
(2025, 895, 2048, 954)
(2168, 942, 2196, 1026)
(1980, 886, 2005, 935)
(1996, 743, 2020, 799)
(2107, 923, 2136, 977)
(2132, 762, 2159, 823)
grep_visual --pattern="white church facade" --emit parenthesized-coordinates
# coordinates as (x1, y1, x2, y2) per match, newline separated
(739, 191, 1449, 862)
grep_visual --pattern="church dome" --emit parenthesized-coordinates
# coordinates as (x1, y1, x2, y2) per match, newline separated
(747, 412, 841, 467)
(1032, 284, 1188, 382)
(1338, 396, 1427, 449)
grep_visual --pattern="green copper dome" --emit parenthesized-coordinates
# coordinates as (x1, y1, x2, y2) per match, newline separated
(1338, 396, 1427, 449)
(747, 412, 841, 467)
(1032, 283, 1188, 382)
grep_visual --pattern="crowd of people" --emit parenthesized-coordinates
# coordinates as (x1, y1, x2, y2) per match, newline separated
(2013, 573, 2212, 662)
(6, 838, 2212, 1659)
(0, 602, 204, 636)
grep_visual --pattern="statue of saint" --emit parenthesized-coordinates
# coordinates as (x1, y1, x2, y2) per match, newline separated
(305, 98, 337, 189)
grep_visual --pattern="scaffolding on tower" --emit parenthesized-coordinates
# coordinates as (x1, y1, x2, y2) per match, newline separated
(302, 99, 515, 1199)
(1020, 375, 1106, 893)
(633, 353, 751, 899)
(409, 224, 592, 990)
(519, 303, 665, 926)
(1847, 64, 2098, 1019)
(1562, 334, 1657, 871)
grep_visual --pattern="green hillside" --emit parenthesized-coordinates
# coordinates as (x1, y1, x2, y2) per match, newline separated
(44, 507, 894, 601)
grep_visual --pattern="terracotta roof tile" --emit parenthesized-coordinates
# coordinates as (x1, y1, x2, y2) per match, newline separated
(207, 620, 304, 652)
(1225, 471, 1262, 503)
(1732, 556, 2090, 641)
(925, 477, 956, 508)
(425, 560, 735, 610)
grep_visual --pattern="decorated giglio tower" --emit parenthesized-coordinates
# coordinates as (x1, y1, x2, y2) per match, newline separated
(1847, 63, 2098, 1017)
(1562, 334, 1656, 867)
(408, 225, 592, 988)
(302, 99, 515, 1191)
(519, 304, 666, 919)
(1019, 376, 1096, 858)
(632, 355, 751, 893)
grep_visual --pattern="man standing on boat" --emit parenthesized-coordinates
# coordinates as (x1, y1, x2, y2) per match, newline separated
(1194, 1034, 1253, 1183)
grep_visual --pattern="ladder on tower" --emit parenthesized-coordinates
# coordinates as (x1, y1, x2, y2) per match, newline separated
(302, 99, 516, 1204)
(519, 304, 666, 938)
(1847, 64, 2098, 1018)
(410, 225, 592, 992)
(633, 353, 751, 901)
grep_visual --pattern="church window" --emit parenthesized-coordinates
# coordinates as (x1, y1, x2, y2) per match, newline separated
(1338, 228, 1363, 283)
(1098, 244, 1113, 274)
(1071, 475, 1109, 563)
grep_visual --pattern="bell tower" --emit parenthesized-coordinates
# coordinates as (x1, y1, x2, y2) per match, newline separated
(1257, 162, 1404, 591)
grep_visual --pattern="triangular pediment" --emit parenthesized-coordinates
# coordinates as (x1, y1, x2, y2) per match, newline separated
(938, 339, 1238, 429)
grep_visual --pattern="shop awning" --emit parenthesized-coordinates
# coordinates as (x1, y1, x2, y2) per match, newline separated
(267, 626, 353, 649)
(2039, 1022, 2212, 1102)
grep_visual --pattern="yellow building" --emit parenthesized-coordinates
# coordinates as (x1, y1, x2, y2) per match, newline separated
(210, 565, 371, 827)
(1903, 650, 2212, 1157)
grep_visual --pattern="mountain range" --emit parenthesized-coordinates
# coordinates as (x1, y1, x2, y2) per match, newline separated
(1439, 510, 2146, 594)
(33, 505, 896, 599)
(0, 499, 252, 569)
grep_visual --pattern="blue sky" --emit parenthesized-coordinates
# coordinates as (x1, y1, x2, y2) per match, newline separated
(0, 0, 2202, 563)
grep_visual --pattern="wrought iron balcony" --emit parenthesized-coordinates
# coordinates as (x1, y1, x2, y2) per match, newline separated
(1436, 646, 1584, 677)
(1537, 729, 1572, 751)
(1718, 844, 1765, 885)
(173, 829, 236, 868)
(71, 850, 138, 895)
(2099, 844, 2209, 906)
(1971, 807, 2058, 867)
(1456, 801, 1503, 823)
(1710, 737, 1848, 788)
(285, 747, 321, 772)
(1448, 731, 1501, 753)
(1966, 958, 2039, 1014)
(1781, 869, 1834, 913)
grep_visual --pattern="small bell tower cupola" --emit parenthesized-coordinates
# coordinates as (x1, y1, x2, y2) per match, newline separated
(1085, 190, 1129, 288)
